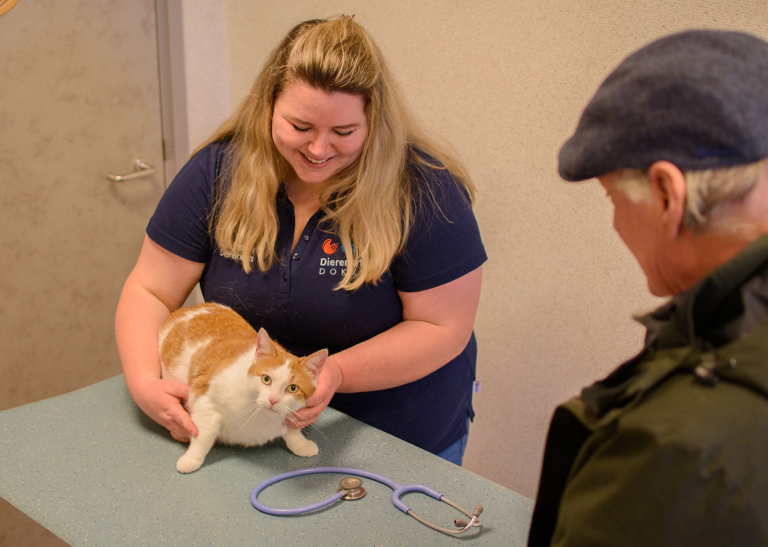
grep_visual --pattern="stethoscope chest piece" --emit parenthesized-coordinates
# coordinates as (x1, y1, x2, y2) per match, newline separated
(337, 477, 366, 500)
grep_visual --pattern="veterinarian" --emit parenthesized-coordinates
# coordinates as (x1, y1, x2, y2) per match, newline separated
(528, 30, 768, 546)
(115, 16, 485, 466)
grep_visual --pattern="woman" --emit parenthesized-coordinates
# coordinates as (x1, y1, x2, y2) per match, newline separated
(115, 16, 485, 465)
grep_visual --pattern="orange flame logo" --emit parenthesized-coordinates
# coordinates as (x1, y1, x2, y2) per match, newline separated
(322, 239, 339, 254)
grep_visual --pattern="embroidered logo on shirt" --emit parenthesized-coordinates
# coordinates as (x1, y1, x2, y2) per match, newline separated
(219, 249, 254, 263)
(322, 239, 339, 254)
(319, 238, 347, 276)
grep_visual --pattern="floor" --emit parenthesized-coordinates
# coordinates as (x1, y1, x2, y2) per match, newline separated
(0, 499, 69, 547)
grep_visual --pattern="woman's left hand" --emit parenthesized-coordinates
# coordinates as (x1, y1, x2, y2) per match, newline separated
(287, 357, 344, 428)
(286, 266, 483, 427)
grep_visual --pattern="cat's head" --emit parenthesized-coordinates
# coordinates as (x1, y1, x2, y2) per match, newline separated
(247, 328, 327, 415)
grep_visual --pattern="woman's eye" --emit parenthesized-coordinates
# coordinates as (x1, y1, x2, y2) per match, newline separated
(334, 129, 354, 137)
(291, 124, 310, 132)
(288, 385, 298, 393)
(262, 375, 271, 385)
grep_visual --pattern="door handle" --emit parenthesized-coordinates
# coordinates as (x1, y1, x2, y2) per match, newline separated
(106, 158, 155, 182)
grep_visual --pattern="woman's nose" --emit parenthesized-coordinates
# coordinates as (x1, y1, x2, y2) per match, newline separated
(307, 133, 331, 158)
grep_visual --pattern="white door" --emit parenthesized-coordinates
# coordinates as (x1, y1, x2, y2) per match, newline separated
(0, 1, 165, 409)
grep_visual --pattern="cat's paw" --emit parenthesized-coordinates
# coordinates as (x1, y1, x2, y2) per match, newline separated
(176, 454, 204, 473)
(288, 439, 319, 458)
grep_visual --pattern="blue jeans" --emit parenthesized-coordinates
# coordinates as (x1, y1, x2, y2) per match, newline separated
(435, 418, 470, 466)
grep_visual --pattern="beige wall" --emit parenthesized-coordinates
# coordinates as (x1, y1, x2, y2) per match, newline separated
(188, 1, 768, 499)
(170, 0, 231, 162)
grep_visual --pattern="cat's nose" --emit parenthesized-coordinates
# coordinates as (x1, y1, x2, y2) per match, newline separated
(269, 397, 279, 407)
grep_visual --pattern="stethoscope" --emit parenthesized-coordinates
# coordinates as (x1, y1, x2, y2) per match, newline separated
(251, 466, 483, 536)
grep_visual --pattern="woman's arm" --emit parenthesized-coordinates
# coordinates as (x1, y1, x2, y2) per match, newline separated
(115, 235, 205, 440)
(289, 265, 483, 427)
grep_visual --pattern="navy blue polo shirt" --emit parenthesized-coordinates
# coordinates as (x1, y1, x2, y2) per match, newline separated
(147, 141, 487, 454)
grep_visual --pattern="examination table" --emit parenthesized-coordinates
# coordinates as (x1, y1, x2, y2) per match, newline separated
(0, 375, 532, 545)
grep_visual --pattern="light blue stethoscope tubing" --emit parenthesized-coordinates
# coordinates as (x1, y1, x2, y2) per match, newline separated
(250, 466, 442, 515)
(250, 466, 483, 535)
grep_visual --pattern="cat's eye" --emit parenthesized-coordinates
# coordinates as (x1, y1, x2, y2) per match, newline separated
(261, 375, 271, 385)
(288, 385, 298, 393)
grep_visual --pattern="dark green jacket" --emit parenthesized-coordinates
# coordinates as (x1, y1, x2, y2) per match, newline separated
(529, 235, 768, 546)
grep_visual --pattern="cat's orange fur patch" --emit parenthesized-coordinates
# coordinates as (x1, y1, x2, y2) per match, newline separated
(161, 303, 317, 399)
(249, 357, 317, 400)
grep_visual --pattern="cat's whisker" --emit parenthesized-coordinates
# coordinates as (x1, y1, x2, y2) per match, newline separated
(284, 409, 328, 439)
(301, 422, 326, 439)
(231, 403, 264, 438)
(226, 400, 262, 423)
(226, 399, 262, 421)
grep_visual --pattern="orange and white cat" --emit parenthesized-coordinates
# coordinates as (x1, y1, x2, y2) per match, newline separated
(159, 302, 327, 473)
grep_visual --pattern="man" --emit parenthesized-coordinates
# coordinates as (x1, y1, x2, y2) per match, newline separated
(529, 30, 768, 546)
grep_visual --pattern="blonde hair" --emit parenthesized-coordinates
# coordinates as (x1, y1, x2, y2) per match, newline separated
(613, 159, 768, 233)
(197, 16, 475, 291)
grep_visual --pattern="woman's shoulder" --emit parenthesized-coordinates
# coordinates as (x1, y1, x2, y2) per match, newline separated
(187, 139, 234, 172)
(406, 148, 447, 178)
(405, 147, 472, 211)
(171, 139, 234, 191)
(392, 148, 485, 291)
(147, 141, 235, 263)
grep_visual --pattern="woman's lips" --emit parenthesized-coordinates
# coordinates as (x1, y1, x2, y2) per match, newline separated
(302, 152, 331, 165)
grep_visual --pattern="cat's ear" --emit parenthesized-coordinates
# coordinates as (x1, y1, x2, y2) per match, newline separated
(255, 328, 275, 358)
(302, 349, 328, 380)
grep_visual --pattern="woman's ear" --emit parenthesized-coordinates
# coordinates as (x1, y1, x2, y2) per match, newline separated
(648, 160, 687, 239)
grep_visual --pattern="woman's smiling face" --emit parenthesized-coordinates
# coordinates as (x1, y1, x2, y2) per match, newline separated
(272, 81, 368, 188)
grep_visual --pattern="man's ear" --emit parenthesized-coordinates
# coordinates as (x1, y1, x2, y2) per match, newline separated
(648, 161, 687, 239)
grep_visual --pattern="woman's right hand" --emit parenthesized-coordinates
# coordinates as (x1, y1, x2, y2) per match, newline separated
(116, 236, 206, 442)
(133, 377, 199, 442)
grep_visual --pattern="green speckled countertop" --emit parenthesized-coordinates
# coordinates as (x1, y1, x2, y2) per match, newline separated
(0, 375, 533, 546)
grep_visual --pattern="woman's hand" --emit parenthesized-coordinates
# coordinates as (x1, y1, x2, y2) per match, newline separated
(133, 377, 199, 441)
(287, 358, 343, 428)
(116, 236, 205, 442)
(288, 266, 482, 429)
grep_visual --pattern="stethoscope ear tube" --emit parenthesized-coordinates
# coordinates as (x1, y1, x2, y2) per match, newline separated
(409, 499, 483, 535)
(390, 483, 441, 513)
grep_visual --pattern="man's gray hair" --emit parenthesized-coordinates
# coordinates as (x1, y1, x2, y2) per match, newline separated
(613, 159, 767, 233)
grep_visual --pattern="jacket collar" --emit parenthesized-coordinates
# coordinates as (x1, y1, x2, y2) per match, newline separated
(581, 233, 768, 417)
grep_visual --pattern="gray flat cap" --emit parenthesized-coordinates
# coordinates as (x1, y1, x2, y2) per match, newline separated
(559, 29, 768, 182)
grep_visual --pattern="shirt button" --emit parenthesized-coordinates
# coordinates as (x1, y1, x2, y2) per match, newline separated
(303, 235, 309, 241)
(293, 253, 300, 260)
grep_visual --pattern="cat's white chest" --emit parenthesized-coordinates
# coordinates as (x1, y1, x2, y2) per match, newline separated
(199, 357, 289, 447)
(217, 405, 286, 446)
